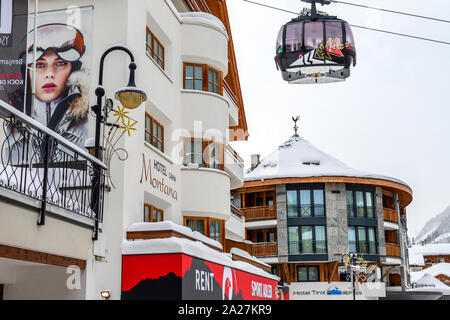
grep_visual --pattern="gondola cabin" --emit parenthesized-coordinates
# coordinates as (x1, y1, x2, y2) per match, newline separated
(274, 0, 356, 84)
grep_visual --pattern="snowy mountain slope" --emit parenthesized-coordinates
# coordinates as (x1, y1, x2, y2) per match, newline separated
(415, 205, 450, 244)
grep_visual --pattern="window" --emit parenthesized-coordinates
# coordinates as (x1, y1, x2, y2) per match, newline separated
(183, 139, 224, 170)
(145, 113, 164, 152)
(183, 63, 223, 95)
(286, 187, 325, 217)
(297, 266, 319, 282)
(144, 203, 164, 222)
(146, 27, 164, 69)
(208, 67, 220, 94)
(184, 217, 224, 245)
(346, 189, 375, 218)
(288, 225, 327, 254)
(348, 226, 377, 254)
(271, 266, 277, 276)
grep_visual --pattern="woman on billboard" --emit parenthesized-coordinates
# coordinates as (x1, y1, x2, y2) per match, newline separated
(26, 23, 89, 148)
(6, 23, 89, 164)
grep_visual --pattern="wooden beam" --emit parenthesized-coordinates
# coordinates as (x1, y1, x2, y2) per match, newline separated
(382, 266, 397, 279)
(283, 263, 290, 284)
(329, 262, 339, 283)
(0, 244, 86, 270)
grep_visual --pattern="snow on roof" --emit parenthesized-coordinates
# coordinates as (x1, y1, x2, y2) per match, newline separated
(245, 135, 410, 188)
(128, 221, 223, 250)
(179, 12, 228, 39)
(434, 233, 450, 244)
(410, 243, 450, 256)
(121, 237, 279, 281)
(410, 263, 450, 282)
(230, 247, 271, 268)
(409, 251, 425, 267)
(408, 273, 450, 292)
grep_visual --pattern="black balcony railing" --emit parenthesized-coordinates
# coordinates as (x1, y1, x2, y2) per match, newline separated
(348, 241, 377, 255)
(0, 101, 106, 231)
(288, 240, 327, 254)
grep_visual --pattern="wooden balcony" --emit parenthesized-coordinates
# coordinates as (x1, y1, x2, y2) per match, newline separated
(241, 205, 276, 220)
(385, 243, 401, 258)
(383, 208, 399, 224)
(252, 242, 278, 257)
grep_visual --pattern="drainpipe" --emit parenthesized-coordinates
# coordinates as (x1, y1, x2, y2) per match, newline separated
(394, 193, 407, 291)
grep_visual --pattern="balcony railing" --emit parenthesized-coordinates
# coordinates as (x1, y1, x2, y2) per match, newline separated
(225, 145, 244, 168)
(348, 241, 377, 255)
(386, 243, 401, 258)
(252, 242, 278, 257)
(288, 240, 327, 254)
(241, 205, 276, 220)
(383, 208, 399, 224)
(0, 101, 106, 229)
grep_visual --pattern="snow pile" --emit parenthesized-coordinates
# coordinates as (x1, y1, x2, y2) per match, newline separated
(128, 221, 223, 250)
(230, 247, 271, 268)
(179, 12, 228, 38)
(122, 237, 279, 281)
(245, 135, 410, 189)
(409, 251, 425, 267)
(410, 243, 450, 256)
(410, 263, 450, 283)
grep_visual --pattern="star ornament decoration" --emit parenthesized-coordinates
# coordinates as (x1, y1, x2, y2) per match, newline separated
(121, 118, 138, 136)
(112, 105, 130, 123)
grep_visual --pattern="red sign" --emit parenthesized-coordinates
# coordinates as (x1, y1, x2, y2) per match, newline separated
(121, 253, 278, 300)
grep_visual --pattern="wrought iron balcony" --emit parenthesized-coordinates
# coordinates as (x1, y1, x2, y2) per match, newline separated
(0, 100, 106, 231)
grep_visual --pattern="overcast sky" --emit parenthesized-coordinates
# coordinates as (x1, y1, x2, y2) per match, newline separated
(226, 0, 450, 238)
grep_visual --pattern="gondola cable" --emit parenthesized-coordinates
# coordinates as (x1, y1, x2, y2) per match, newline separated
(329, 0, 450, 24)
(241, 0, 450, 46)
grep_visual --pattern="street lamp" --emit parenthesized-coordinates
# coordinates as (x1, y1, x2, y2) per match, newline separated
(341, 253, 368, 300)
(90, 46, 147, 240)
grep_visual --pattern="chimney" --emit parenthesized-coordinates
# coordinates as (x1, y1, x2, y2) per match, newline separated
(250, 154, 260, 170)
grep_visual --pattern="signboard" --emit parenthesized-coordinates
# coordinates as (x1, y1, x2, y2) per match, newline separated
(140, 153, 178, 201)
(18, 6, 93, 148)
(289, 281, 386, 300)
(0, 0, 28, 112)
(121, 253, 278, 300)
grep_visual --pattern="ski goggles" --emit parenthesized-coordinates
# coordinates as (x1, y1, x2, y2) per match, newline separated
(26, 23, 85, 63)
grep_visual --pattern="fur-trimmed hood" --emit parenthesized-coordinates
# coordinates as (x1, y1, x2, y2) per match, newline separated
(65, 69, 90, 122)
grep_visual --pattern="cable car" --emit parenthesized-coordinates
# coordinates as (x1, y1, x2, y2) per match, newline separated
(275, 0, 356, 84)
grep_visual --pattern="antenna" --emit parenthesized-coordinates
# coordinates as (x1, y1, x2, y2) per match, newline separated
(292, 116, 300, 136)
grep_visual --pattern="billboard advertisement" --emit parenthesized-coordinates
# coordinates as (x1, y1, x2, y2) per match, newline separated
(121, 253, 278, 300)
(0, 0, 28, 112)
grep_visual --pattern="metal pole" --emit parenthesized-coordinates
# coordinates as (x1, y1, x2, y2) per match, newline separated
(31, 0, 38, 115)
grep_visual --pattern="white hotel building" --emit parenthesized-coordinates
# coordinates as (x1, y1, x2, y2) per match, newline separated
(0, 0, 281, 300)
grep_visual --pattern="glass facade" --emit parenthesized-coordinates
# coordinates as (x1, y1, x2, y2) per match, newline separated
(347, 189, 376, 219)
(288, 225, 327, 254)
(286, 188, 325, 217)
(348, 226, 377, 254)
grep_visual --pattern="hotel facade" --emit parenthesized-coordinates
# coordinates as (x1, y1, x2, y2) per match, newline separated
(231, 131, 413, 300)
(0, 0, 281, 300)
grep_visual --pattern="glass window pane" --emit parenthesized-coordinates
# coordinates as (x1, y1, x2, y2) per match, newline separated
(304, 21, 323, 49)
(194, 79, 202, 90)
(301, 226, 313, 253)
(147, 32, 152, 45)
(313, 189, 324, 216)
(325, 21, 343, 47)
(152, 209, 157, 222)
(144, 206, 150, 222)
(186, 65, 193, 78)
(356, 191, 365, 217)
(308, 267, 319, 281)
(288, 226, 299, 253)
(276, 25, 284, 53)
(268, 232, 275, 243)
(208, 82, 213, 92)
(196, 220, 204, 234)
(194, 66, 202, 79)
(346, 191, 354, 217)
(300, 190, 311, 216)
(145, 116, 151, 130)
(358, 227, 368, 253)
(210, 221, 216, 238)
(298, 267, 308, 282)
(185, 79, 193, 90)
(366, 192, 374, 218)
(348, 227, 356, 253)
(344, 22, 355, 48)
(286, 22, 302, 52)
(315, 226, 326, 253)
(368, 227, 376, 254)
(287, 190, 298, 217)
